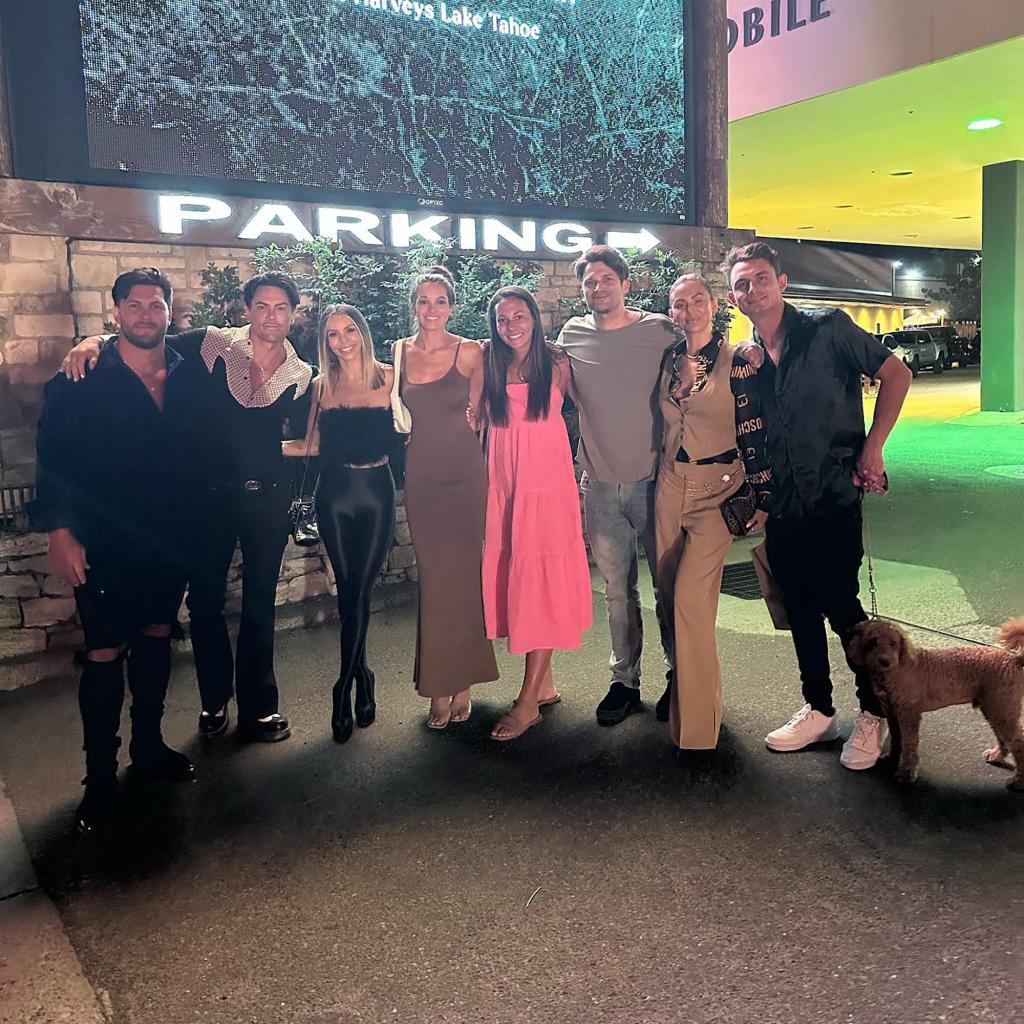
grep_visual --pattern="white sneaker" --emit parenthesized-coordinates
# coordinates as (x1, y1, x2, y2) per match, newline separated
(765, 703, 840, 752)
(840, 711, 888, 770)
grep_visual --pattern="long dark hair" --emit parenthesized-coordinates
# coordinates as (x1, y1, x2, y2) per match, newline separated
(484, 286, 553, 427)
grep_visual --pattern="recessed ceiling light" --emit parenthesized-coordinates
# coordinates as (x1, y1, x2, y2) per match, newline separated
(967, 118, 1003, 131)
(891, 170, 914, 176)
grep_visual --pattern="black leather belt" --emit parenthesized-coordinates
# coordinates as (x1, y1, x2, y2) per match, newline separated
(676, 448, 739, 465)
(211, 479, 278, 493)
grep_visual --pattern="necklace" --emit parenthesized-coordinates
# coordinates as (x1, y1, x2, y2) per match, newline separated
(510, 362, 528, 383)
(128, 365, 164, 395)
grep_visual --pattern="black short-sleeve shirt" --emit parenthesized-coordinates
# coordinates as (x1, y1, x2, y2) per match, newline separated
(753, 303, 892, 520)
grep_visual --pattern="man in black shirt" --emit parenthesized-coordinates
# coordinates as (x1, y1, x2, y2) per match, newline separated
(724, 241, 912, 772)
(64, 273, 314, 744)
(31, 268, 196, 834)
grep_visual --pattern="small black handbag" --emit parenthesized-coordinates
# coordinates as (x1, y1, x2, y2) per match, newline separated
(719, 481, 758, 538)
(288, 496, 319, 547)
(288, 388, 321, 547)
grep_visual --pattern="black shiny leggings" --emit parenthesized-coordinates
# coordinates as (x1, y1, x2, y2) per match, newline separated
(316, 463, 396, 704)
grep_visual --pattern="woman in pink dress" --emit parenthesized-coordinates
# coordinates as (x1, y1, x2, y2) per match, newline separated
(478, 286, 593, 741)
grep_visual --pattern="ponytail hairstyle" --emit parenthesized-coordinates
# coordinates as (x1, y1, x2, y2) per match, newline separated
(484, 286, 552, 427)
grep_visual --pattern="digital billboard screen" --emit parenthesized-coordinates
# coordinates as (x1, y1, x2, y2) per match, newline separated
(5, 0, 692, 223)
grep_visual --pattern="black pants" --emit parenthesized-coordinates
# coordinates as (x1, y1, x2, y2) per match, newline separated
(186, 488, 289, 722)
(316, 463, 395, 705)
(765, 502, 882, 717)
(75, 560, 185, 777)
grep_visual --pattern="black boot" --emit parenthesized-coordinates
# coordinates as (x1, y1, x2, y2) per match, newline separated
(355, 668, 376, 729)
(126, 634, 171, 756)
(128, 741, 196, 781)
(77, 657, 125, 834)
(76, 773, 118, 835)
(655, 671, 674, 723)
(332, 678, 354, 744)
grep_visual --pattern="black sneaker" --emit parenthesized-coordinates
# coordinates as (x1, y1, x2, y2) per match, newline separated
(198, 707, 229, 738)
(129, 744, 196, 782)
(595, 682, 642, 726)
(76, 775, 118, 835)
(238, 714, 291, 743)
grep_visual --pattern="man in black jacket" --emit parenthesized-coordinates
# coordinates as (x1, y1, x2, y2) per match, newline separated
(31, 268, 196, 834)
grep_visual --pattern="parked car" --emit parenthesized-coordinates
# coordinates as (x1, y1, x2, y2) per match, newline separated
(925, 325, 968, 368)
(878, 329, 946, 376)
(964, 329, 981, 365)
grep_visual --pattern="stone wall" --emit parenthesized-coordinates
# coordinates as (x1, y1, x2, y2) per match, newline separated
(0, 505, 416, 690)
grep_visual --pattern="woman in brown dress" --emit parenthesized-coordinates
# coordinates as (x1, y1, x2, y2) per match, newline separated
(399, 266, 499, 727)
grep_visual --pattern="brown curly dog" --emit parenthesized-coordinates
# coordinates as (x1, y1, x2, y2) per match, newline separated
(846, 618, 1024, 790)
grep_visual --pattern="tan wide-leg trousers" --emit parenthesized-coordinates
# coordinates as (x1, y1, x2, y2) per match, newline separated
(654, 460, 742, 750)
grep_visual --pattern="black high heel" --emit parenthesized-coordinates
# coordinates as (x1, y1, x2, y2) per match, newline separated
(355, 668, 376, 729)
(331, 679, 354, 744)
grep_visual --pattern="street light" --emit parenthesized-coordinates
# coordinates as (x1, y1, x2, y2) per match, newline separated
(891, 260, 903, 296)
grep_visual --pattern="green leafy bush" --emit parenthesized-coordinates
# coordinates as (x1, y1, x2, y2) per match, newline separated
(194, 240, 544, 363)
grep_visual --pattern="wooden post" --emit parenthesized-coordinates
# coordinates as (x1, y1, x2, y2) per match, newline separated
(0, 17, 13, 177)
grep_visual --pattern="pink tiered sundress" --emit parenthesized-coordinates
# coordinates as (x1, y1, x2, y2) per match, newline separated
(483, 383, 593, 653)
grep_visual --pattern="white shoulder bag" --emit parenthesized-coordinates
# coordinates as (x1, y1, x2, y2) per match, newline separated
(391, 338, 413, 434)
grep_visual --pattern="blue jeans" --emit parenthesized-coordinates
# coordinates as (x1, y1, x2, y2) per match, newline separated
(581, 473, 671, 689)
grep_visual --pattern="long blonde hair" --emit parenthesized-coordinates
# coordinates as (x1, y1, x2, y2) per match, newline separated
(316, 303, 385, 398)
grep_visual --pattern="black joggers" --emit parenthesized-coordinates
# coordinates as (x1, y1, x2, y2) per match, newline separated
(765, 501, 883, 717)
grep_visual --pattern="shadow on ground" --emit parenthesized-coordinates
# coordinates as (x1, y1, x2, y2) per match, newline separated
(2, 598, 1023, 1024)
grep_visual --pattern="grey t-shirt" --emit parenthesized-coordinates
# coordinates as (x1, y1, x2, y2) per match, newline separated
(557, 310, 678, 484)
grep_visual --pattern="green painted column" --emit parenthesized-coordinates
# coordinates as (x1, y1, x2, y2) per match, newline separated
(981, 161, 1024, 412)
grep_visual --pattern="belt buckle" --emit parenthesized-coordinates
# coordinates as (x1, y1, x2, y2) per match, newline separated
(243, 480, 262, 492)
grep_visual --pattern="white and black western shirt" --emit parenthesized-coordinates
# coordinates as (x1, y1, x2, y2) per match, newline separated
(169, 325, 314, 490)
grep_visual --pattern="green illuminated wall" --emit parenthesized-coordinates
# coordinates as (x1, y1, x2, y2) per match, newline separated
(981, 161, 1024, 412)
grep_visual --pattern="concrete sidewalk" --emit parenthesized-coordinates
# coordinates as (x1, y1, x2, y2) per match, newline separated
(1, 780, 106, 1024)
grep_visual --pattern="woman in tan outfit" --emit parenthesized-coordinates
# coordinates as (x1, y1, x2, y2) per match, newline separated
(654, 276, 773, 756)
(399, 266, 499, 728)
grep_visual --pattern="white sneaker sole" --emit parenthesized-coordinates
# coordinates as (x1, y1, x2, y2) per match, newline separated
(765, 720, 841, 752)
(840, 750, 883, 771)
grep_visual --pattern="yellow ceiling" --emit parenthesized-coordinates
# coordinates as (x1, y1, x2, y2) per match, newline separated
(728, 35, 1024, 249)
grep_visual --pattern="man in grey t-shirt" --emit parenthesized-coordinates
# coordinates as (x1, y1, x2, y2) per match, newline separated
(557, 245, 676, 725)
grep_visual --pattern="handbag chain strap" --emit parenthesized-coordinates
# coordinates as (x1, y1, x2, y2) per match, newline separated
(296, 380, 322, 500)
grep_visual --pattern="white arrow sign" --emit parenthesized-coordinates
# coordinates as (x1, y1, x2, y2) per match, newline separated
(605, 227, 661, 255)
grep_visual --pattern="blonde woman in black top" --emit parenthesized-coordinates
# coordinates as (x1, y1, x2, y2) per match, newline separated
(284, 305, 396, 744)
